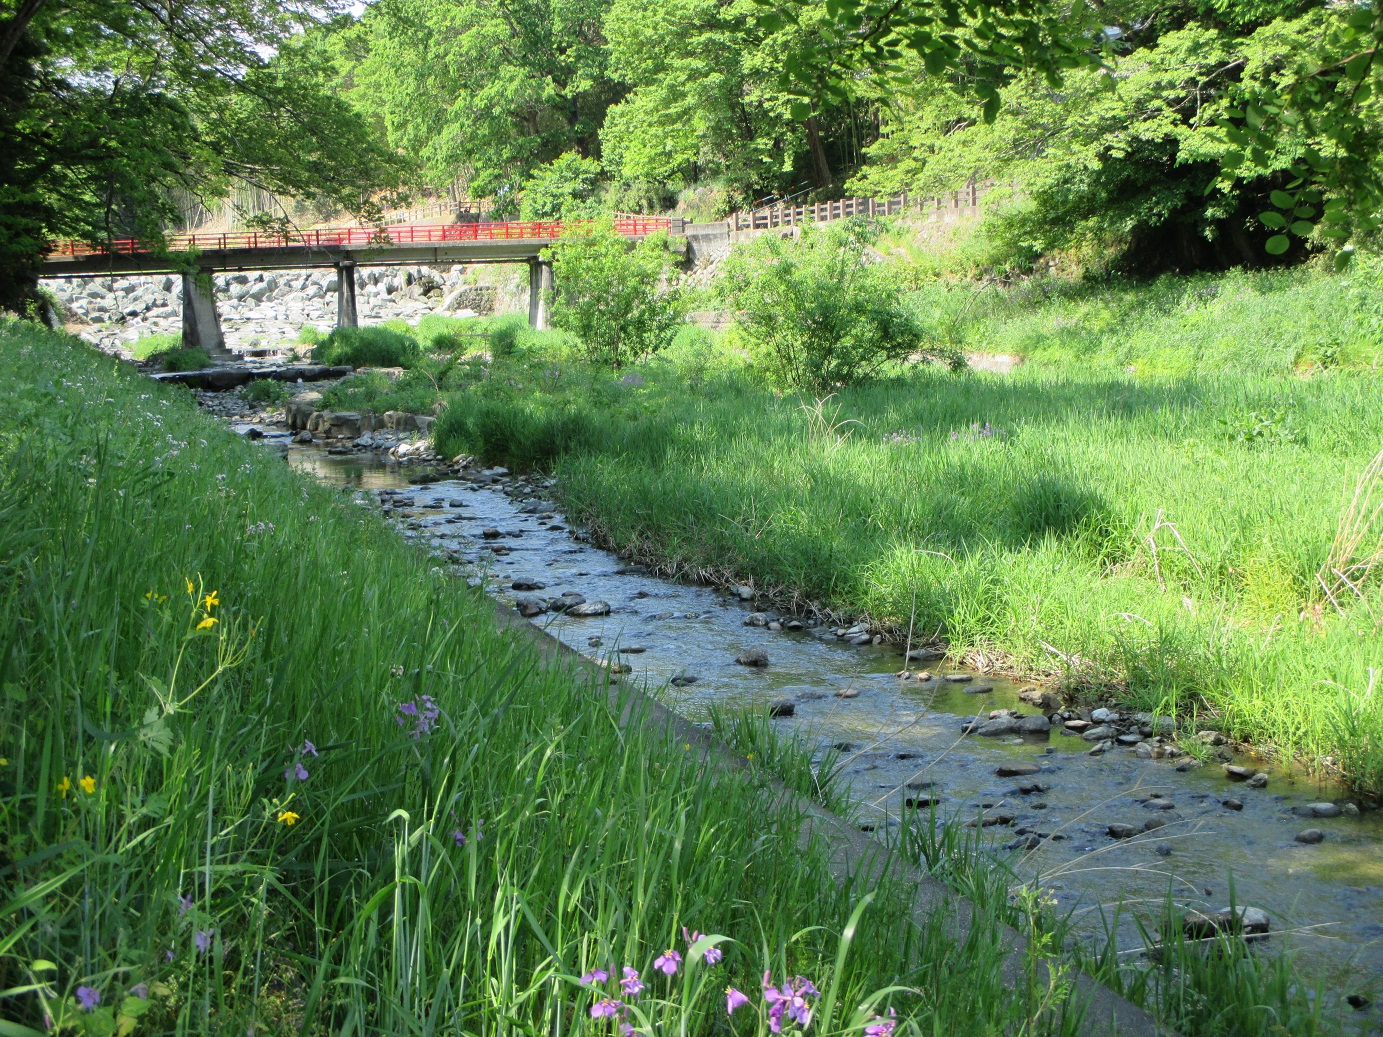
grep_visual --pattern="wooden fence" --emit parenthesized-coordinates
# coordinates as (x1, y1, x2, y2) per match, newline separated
(730, 180, 988, 232)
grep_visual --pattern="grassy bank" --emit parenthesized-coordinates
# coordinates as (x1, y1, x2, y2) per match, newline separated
(430, 263, 1383, 792)
(1, 319, 1146, 1036)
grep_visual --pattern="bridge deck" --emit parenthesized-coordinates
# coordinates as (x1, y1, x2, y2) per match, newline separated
(43, 217, 681, 277)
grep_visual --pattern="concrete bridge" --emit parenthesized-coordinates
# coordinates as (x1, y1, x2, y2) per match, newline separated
(42, 217, 681, 357)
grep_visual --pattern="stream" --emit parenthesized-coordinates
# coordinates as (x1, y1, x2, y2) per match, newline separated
(261, 433, 1382, 1008)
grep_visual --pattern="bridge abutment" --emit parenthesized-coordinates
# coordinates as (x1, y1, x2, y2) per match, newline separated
(336, 261, 359, 329)
(527, 258, 552, 330)
(181, 269, 232, 359)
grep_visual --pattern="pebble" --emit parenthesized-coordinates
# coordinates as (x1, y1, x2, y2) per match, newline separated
(1294, 829, 1326, 844)
(996, 762, 1041, 777)
(736, 648, 770, 667)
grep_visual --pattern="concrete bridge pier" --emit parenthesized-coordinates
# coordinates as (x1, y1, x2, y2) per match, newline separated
(180, 269, 232, 359)
(527, 258, 552, 330)
(336, 261, 359, 329)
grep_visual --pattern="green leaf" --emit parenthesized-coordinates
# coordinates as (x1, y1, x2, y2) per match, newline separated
(758, 11, 782, 31)
(1258, 211, 1287, 229)
(1334, 249, 1356, 271)
(1290, 220, 1315, 237)
(1265, 234, 1290, 255)
(1269, 190, 1295, 210)
(1220, 151, 1244, 169)
(789, 101, 811, 121)
(1292, 205, 1315, 219)
(1346, 52, 1371, 80)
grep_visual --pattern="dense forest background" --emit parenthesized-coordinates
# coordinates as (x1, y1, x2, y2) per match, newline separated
(1, 0, 1381, 308)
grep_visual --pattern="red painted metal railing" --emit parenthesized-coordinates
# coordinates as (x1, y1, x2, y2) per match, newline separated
(48, 217, 675, 260)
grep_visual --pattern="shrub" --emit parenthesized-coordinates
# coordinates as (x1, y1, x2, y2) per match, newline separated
(719, 219, 963, 391)
(520, 153, 603, 220)
(131, 332, 184, 360)
(545, 224, 685, 367)
(242, 378, 293, 407)
(297, 325, 325, 345)
(311, 326, 421, 368)
(153, 345, 212, 372)
(486, 313, 530, 357)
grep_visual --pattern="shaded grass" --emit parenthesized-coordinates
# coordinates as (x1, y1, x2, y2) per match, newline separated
(0, 320, 1111, 1035)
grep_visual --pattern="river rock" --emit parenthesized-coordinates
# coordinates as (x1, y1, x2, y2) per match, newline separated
(768, 699, 795, 718)
(733, 585, 754, 601)
(1116, 733, 1143, 746)
(906, 647, 944, 662)
(1183, 906, 1270, 942)
(1198, 730, 1226, 746)
(670, 675, 699, 687)
(515, 596, 547, 618)
(481, 527, 502, 539)
(1223, 765, 1257, 782)
(1107, 823, 1139, 839)
(944, 673, 973, 683)
(736, 648, 770, 667)
(567, 600, 611, 617)
(1296, 802, 1341, 818)
(550, 592, 586, 612)
(1294, 829, 1326, 844)
(964, 684, 995, 694)
(849, 634, 872, 646)
(1018, 715, 1051, 734)
(996, 761, 1041, 777)
(1244, 773, 1269, 789)
(511, 578, 546, 591)
(1082, 724, 1116, 741)
(1222, 798, 1243, 810)
(1091, 708, 1118, 723)
(744, 612, 769, 627)
(975, 717, 1020, 737)
(1064, 719, 1091, 732)
(834, 687, 859, 698)
(1018, 687, 1061, 711)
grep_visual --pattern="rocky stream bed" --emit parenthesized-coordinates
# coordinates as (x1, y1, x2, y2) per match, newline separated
(199, 385, 1383, 1015)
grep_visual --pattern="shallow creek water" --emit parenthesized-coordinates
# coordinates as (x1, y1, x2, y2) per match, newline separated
(278, 441, 1383, 1004)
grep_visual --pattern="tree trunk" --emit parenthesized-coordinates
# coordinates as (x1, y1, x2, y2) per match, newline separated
(804, 116, 832, 190)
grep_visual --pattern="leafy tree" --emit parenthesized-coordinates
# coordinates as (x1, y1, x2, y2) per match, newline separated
(338, 0, 622, 204)
(520, 152, 603, 218)
(719, 219, 961, 390)
(0, 0, 399, 313)
(544, 223, 684, 365)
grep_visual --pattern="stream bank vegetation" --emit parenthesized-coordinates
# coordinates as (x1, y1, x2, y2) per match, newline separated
(0, 319, 1350, 1036)
(421, 235, 1383, 793)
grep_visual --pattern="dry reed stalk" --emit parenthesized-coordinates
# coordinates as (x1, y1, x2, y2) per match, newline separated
(1316, 445, 1383, 613)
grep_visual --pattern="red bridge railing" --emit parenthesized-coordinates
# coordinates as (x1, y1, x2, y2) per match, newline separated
(48, 217, 675, 260)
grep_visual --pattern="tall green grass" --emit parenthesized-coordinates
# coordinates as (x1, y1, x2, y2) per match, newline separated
(432, 264, 1383, 790)
(0, 320, 1105, 1035)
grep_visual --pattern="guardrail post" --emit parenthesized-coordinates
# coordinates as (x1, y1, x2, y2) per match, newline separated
(180, 268, 232, 360)
(528, 257, 553, 330)
(336, 260, 359, 329)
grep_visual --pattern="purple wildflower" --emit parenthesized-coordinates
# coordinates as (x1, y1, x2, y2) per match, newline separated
(165, 949, 175, 963)
(590, 999, 622, 1019)
(178, 893, 193, 915)
(130, 983, 149, 1000)
(301, 740, 318, 757)
(396, 697, 441, 738)
(763, 973, 817, 1033)
(618, 1022, 635, 1037)
(194, 930, 212, 955)
(653, 949, 681, 976)
(452, 828, 466, 847)
(619, 966, 644, 997)
(683, 928, 721, 965)
(286, 761, 309, 782)
(580, 968, 610, 986)
(864, 1008, 897, 1037)
(75, 987, 101, 1012)
(726, 987, 751, 1015)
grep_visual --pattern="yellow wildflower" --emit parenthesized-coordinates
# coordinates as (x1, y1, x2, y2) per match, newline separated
(57, 775, 72, 798)
(186, 578, 194, 595)
(203, 591, 219, 609)
(79, 775, 96, 794)
(277, 810, 300, 826)
(196, 617, 217, 631)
